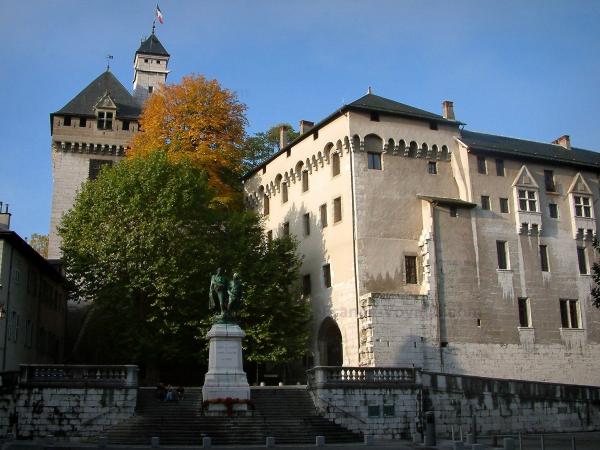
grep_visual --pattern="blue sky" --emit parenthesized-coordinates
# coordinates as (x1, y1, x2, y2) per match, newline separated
(1, 1, 600, 240)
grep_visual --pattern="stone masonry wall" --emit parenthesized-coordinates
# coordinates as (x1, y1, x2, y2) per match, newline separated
(0, 385, 136, 438)
(309, 369, 600, 439)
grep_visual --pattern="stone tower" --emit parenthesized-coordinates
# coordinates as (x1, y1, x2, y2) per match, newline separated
(48, 33, 169, 260)
(133, 32, 170, 105)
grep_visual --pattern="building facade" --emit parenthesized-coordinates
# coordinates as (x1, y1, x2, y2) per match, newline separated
(0, 207, 67, 371)
(243, 93, 600, 386)
(48, 32, 170, 259)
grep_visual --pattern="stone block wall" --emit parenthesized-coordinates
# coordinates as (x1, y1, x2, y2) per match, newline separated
(0, 365, 137, 439)
(309, 367, 600, 439)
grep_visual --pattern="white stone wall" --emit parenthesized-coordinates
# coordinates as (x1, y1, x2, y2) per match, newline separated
(0, 386, 136, 438)
(48, 150, 123, 259)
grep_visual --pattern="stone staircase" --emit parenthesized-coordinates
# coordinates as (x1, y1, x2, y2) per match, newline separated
(105, 386, 363, 446)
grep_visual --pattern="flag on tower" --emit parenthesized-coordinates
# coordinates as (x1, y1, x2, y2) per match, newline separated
(155, 5, 164, 24)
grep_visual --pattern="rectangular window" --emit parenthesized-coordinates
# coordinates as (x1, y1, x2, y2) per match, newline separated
(495, 159, 505, 176)
(577, 247, 588, 274)
(122, 120, 130, 131)
(302, 274, 311, 296)
(518, 298, 531, 327)
(560, 299, 580, 329)
(303, 213, 310, 236)
(450, 206, 457, 217)
(331, 153, 340, 176)
(63, 116, 72, 127)
(428, 161, 437, 175)
(477, 156, 487, 174)
(481, 196, 490, 210)
(88, 159, 113, 180)
(323, 264, 331, 288)
(266, 230, 273, 243)
(302, 171, 309, 192)
(518, 189, 537, 212)
(574, 196, 592, 218)
(539, 245, 549, 272)
(263, 195, 270, 216)
(313, 130, 319, 140)
(405, 256, 418, 284)
(79, 117, 86, 127)
(549, 203, 558, 218)
(283, 222, 290, 237)
(333, 197, 342, 223)
(97, 111, 113, 130)
(499, 198, 509, 213)
(429, 121, 438, 131)
(282, 183, 288, 203)
(320, 204, 328, 228)
(148, 86, 154, 93)
(367, 152, 382, 170)
(544, 170, 556, 192)
(496, 241, 508, 270)
(370, 112, 380, 122)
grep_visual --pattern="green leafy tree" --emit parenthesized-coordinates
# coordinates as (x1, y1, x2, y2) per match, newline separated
(59, 150, 310, 368)
(243, 123, 300, 170)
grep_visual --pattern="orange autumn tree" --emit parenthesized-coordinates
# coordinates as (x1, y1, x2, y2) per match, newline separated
(129, 75, 248, 205)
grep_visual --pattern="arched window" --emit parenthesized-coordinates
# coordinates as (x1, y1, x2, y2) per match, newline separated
(408, 141, 418, 158)
(263, 194, 270, 216)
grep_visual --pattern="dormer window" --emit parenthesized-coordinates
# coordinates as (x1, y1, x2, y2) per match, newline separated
(574, 196, 592, 218)
(97, 111, 113, 130)
(518, 189, 537, 212)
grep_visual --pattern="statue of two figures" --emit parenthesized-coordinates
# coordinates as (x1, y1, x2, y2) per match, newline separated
(209, 268, 243, 323)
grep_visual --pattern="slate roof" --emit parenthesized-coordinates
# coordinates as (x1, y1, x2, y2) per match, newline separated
(347, 93, 462, 125)
(52, 71, 141, 120)
(243, 93, 461, 178)
(458, 130, 600, 170)
(136, 33, 169, 57)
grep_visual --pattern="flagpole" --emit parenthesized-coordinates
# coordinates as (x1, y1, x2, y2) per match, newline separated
(152, 19, 156, 35)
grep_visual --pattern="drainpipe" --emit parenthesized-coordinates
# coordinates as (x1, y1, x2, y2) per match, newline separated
(349, 136, 361, 366)
(2, 245, 15, 371)
(431, 203, 444, 371)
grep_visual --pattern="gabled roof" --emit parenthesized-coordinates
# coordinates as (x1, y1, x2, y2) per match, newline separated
(136, 33, 169, 57)
(458, 130, 600, 171)
(347, 93, 463, 125)
(51, 71, 141, 131)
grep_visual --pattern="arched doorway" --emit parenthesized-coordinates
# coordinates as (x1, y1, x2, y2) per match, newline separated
(317, 317, 343, 366)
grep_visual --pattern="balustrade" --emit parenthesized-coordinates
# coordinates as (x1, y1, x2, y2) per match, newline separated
(307, 366, 416, 387)
(19, 364, 138, 388)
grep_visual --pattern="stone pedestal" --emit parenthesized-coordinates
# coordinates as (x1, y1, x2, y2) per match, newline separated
(202, 323, 250, 414)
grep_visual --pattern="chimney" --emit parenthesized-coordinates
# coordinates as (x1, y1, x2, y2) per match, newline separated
(442, 100, 455, 120)
(552, 135, 571, 150)
(0, 203, 11, 231)
(299, 120, 314, 135)
(279, 125, 288, 149)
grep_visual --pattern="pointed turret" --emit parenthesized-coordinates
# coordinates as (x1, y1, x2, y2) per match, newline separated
(133, 32, 170, 105)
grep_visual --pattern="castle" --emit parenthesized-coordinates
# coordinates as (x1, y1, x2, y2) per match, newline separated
(46, 29, 600, 387)
(47, 32, 170, 260)
(243, 94, 600, 386)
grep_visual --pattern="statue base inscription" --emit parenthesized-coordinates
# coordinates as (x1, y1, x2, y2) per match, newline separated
(202, 323, 250, 414)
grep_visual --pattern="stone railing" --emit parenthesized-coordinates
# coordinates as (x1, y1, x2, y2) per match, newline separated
(307, 366, 417, 388)
(19, 364, 138, 388)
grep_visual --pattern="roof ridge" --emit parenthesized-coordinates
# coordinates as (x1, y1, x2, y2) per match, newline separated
(462, 129, 591, 153)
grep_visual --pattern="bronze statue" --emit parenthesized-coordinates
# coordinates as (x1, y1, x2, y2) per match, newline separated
(209, 268, 243, 322)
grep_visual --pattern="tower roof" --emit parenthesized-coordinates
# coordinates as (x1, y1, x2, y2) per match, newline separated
(136, 33, 169, 57)
(53, 71, 141, 120)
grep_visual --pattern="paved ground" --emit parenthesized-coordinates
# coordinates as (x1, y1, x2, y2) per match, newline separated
(3, 432, 600, 450)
